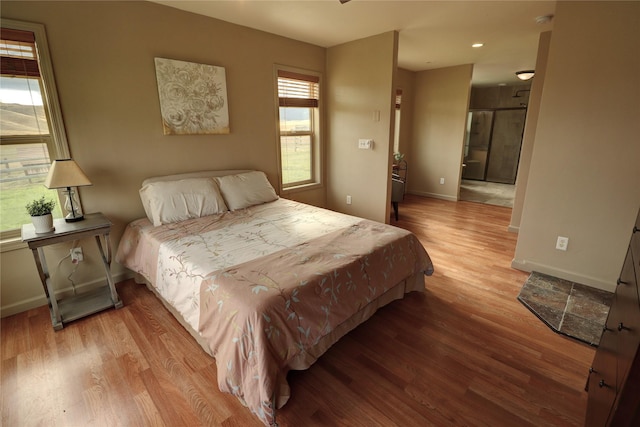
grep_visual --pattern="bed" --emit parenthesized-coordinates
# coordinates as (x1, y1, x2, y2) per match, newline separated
(115, 170, 433, 426)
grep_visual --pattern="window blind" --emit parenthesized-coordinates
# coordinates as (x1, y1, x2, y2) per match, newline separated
(278, 70, 319, 108)
(1, 28, 39, 77)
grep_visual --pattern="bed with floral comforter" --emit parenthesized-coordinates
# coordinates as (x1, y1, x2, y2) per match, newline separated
(116, 197, 433, 425)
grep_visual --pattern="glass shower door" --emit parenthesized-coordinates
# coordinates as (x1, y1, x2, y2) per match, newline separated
(485, 109, 526, 184)
(462, 110, 493, 180)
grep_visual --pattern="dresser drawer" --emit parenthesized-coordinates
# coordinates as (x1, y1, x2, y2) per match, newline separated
(586, 208, 640, 426)
(630, 227, 640, 286)
(615, 246, 640, 388)
(586, 324, 618, 426)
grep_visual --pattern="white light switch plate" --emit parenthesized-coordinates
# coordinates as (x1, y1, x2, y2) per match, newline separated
(358, 139, 373, 149)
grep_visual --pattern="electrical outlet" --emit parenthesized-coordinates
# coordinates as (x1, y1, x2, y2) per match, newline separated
(71, 247, 83, 263)
(439, 177, 445, 185)
(556, 236, 569, 251)
(346, 195, 352, 205)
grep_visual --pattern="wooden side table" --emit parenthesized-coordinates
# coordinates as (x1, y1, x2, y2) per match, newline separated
(21, 212, 123, 330)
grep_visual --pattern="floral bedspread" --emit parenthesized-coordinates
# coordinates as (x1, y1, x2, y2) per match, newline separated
(116, 199, 362, 330)
(116, 199, 433, 425)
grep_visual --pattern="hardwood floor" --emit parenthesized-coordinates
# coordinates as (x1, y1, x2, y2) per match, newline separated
(1, 195, 595, 426)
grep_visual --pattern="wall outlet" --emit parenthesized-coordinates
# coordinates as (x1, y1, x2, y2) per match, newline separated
(439, 177, 445, 185)
(346, 195, 352, 205)
(556, 236, 569, 251)
(71, 247, 83, 263)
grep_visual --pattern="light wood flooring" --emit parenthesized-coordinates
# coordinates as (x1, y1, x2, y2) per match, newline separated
(1, 195, 595, 426)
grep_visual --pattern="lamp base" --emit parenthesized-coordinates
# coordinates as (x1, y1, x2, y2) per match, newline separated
(65, 214, 84, 222)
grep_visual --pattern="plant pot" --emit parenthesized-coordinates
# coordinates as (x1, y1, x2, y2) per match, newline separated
(31, 213, 54, 234)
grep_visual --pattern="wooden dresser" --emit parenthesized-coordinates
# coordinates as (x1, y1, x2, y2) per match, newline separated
(585, 208, 640, 426)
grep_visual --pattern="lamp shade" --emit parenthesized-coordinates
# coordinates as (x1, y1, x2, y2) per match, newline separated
(44, 159, 92, 189)
(516, 70, 535, 81)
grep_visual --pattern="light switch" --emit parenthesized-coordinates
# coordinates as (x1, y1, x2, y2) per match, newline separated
(358, 139, 374, 149)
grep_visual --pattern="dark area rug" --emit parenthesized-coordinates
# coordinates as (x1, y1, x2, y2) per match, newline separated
(517, 271, 614, 346)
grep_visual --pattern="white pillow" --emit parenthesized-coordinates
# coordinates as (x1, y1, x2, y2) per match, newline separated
(139, 177, 228, 226)
(215, 171, 278, 210)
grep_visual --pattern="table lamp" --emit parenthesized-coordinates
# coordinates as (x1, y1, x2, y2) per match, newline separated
(44, 159, 92, 222)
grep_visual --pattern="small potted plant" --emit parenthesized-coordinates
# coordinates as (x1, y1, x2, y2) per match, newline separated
(393, 152, 406, 173)
(26, 196, 56, 233)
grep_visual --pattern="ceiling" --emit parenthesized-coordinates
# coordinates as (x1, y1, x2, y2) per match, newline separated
(153, 0, 556, 86)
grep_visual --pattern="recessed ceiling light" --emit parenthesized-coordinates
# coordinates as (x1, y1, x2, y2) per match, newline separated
(472, 43, 484, 48)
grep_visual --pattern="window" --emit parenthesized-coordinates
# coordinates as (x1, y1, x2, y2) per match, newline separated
(276, 68, 321, 189)
(1, 19, 70, 248)
(393, 89, 402, 154)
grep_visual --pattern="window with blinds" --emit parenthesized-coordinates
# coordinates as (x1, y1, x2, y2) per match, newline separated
(276, 69, 321, 188)
(278, 70, 319, 108)
(1, 29, 39, 75)
(0, 29, 48, 137)
(0, 22, 67, 240)
(393, 89, 402, 153)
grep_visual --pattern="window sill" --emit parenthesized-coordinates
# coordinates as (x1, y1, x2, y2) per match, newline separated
(1, 236, 27, 253)
(281, 181, 323, 195)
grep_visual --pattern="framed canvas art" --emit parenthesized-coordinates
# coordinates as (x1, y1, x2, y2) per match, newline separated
(154, 58, 230, 135)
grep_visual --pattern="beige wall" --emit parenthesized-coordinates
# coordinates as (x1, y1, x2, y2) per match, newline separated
(1, 1, 326, 316)
(409, 65, 473, 200)
(509, 31, 551, 233)
(326, 32, 398, 223)
(513, 1, 640, 291)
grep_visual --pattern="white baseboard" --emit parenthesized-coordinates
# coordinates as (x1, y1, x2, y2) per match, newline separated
(507, 225, 519, 233)
(511, 258, 616, 293)
(1, 294, 48, 318)
(0, 271, 133, 318)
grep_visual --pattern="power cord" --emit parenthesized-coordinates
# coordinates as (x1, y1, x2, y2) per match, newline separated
(56, 241, 80, 295)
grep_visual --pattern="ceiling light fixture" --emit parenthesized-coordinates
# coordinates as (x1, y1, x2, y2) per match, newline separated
(516, 70, 535, 81)
(535, 14, 554, 25)
(472, 43, 484, 48)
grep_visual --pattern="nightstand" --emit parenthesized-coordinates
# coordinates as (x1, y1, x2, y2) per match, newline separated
(21, 212, 123, 330)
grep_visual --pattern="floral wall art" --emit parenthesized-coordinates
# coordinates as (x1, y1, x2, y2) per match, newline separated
(154, 58, 230, 135)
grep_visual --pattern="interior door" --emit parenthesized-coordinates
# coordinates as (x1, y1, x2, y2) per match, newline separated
(485, 109, 526, 184)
